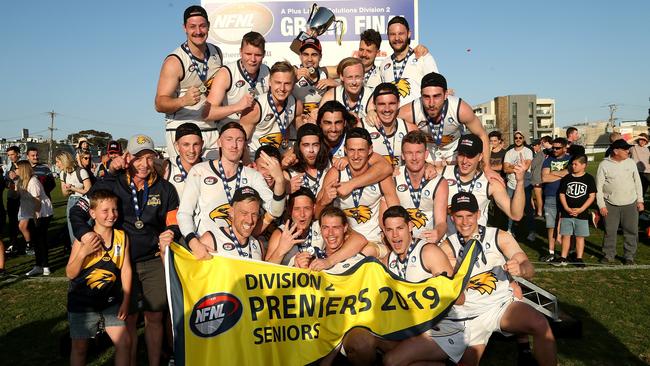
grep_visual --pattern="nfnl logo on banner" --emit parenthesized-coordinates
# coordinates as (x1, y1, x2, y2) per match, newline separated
(165, 241, 478, 365)
(202, 0, 419, 65)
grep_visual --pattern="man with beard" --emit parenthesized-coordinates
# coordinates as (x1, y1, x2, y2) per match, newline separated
(319, 57, 374, 123)
(316, 128, 400, 243)
(292, 38, 337, 121)
(442, 134, 526, 235)
(503, 131, 534, 240)
(176, 122, 285, 240)
(358, 29, 384, 89)
(399, 73, 498, 182)
(203, 32, 270, 125)
(442, 192, 556, 366)
(395, 130, 449, 242)
(162, 122, 204, 198)
(70, 134, 181, 366)
(285, 123, 330, 197)
(239, 61, 303, 158)
(155, 6, 223, 160)
(266, 188, 367, 268)
(361, 83, 417, 169)
(183, 186, 265, 261)
(379, 16, 438, 107)
(338, 206, 465, 366)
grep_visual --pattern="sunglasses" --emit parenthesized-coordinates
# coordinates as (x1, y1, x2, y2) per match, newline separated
(514, 136, 524, 140)
(552, 146, 564, 150)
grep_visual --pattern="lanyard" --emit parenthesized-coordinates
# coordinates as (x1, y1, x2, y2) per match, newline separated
(217, 161, 242, 204)
(391, 48, 414, 81)
(181, 42, 209, 82)
(175, 156, 188, 181)
(396, 239, 418, 279)
(457, 225, 487, 265)
(377, 123, 397, 165)
(239, 59, 259, 90)
(298, 225, 313, 252)
(229, 226, 252, 258)
(364, 65, 376, 84)
(346, 166, 364, 208)
(329, 133, 346, 158)
(343, 87, 364, 115)
(405, 170, 428, 209)
(267, 92, 289, 148)
(426, 99, 448, 146)
(303, 169, 323, 195)
(454, 166, 480, 194)
(129, 179, 149, 222)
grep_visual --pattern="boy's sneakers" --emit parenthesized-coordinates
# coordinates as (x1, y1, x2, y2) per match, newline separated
(573, 258, 585, 268)
(26, 266, 43, 276)
(539, 254, 555, 262)
(42, 267, 51, 276)
(551, 256, 568, 267)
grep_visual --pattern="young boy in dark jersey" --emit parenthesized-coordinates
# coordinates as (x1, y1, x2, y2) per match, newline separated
(66, 190, 132, 366)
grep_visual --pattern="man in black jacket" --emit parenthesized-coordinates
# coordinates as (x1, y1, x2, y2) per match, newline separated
(69, 134, 180, 366)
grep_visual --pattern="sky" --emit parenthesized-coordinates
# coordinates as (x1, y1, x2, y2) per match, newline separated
(0, 0, 648, 145)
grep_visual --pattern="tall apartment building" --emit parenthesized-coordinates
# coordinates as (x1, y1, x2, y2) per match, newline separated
(473, 95, 555, 145)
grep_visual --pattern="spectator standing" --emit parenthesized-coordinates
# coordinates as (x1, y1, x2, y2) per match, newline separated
(530, 136, 552, 217)
(26, 147, 56, 199)
(15, 161, 54, 276)
(503, 131, 534, 241)
(4, 146, 22, 254)
(630, 133, 650, 196)
(554, 155, 596, 267)
(603, 131, 622, 158)
(566, 126, 585, 157)
(96, 141, 122, 179)
(56, 151, 92, 246)
(596, 139, 644, 265)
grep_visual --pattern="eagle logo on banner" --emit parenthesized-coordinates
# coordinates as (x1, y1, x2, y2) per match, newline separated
(86, 269, 116, 290)
(467, 271, 498, 295)
(392, 78, 411, 98)
(406, 208, 428, 229)
(209, 203, 231, 225)
(259, 132, 282, 149)
(343, 206, 372, 224)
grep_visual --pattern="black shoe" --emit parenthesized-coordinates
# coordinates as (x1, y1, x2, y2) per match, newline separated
(573, 258, 585, 268)
(551, 256, 568, 267)
(624, 259, 636, 266)
(517, 349, 538, 366)
(540, 254, 555, 262)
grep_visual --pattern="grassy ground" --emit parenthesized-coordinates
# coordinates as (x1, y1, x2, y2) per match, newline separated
(1, 156, 649, 365)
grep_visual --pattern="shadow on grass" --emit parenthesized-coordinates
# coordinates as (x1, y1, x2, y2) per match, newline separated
(481, 301, 647, 366)
(0, 314, 69, 366)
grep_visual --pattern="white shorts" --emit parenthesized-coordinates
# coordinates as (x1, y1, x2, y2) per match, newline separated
(466, 296, 517, 346)
(165, 121, 221, 160)
(424, 319, 469, 363)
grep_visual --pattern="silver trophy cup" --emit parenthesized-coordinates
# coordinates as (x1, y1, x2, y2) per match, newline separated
(290, 3, 345, 54)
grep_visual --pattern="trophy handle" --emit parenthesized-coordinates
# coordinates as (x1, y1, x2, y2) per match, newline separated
(307, 3, 318, 23)
(334, 20, 345, 46)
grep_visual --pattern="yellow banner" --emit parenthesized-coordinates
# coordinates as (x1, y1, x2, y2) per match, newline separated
(165, 241, 479, 366)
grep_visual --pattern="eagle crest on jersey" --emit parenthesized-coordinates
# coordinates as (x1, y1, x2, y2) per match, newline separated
(406, 208, 428, 229)
(343, 205, 372, 224)
(304, 102, 318, 114)
(259, 132, 282, 149)
(203, 77, 215, 94)
(209, 203, 232, 225)
(392, 78, 411, 98)
(383, 155, 399, 166)
(467, 271, 498, 295)
(85, 269, 117, 290)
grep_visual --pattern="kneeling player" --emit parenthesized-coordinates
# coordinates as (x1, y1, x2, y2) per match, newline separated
(442, 192, 556, 366)
(338, 206, 467, 366)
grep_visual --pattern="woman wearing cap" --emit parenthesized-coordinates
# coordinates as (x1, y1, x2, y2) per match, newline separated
(630, 133, 650, 195)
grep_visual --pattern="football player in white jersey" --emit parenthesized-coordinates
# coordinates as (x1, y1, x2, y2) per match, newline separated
(266, 188, 367, 269)
(162, 122, 203, 198)
(293, 37, 337, 122)
(379, 16, 438, 107)
(155, 5, 223, 160)
(396, 130, 449, 242)
(177, 122, 286, 241)
(187, 186, 265, 261)
(284, 123, 330, 197)
(203, 32, 270, 123)
(316, 128, 400, 243)
(339, 206, 466, 365)
(239, 61, 303, 157)
(399, 73, 501, 185)
(441, 192, 556, 366)
(361, 83, 417, 170)
(319, 58, 374, 123)
(358, 29, 383, 90)
(443, 134, 526, 235)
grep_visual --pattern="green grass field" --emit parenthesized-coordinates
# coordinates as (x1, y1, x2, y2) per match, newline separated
(1, 155, 649, 365)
